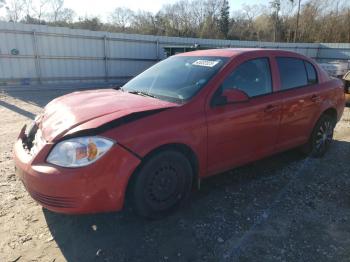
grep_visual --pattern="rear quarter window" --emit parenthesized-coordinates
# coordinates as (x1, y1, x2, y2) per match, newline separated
(304, 61, 318, 85)
(277, 57, 308, 90)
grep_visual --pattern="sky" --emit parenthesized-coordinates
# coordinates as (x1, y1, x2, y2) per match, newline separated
(63, 0, 267, 21)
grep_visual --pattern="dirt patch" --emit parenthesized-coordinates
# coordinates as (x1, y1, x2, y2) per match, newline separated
(1, 88, 350, 262)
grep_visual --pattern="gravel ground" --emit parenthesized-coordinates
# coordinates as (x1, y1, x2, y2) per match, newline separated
(0, 88, 350, 262)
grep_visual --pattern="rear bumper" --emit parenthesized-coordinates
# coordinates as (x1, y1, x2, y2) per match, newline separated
(14, 129, 141, 214)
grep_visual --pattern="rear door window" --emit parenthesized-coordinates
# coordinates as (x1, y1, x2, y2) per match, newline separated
(277, 57, 308, 90)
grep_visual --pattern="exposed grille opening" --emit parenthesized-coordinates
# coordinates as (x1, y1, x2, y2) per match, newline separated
(22, 123, 46, 156)
(23, 123, 38, 152)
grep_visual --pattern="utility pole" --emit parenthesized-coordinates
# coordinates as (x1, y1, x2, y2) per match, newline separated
(270, 0, 281, 42)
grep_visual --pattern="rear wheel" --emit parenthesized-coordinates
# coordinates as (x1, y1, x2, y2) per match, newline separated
(129, 150, 193, 219)
(302, 114, 335, 158)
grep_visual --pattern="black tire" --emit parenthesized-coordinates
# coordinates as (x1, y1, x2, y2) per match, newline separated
(302, 114, 336, 158)
(129, 150, 193, 219)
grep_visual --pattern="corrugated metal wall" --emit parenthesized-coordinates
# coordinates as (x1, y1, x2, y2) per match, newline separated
(0, 21, 349, 86)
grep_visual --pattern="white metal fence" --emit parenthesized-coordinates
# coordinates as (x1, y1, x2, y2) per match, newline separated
(0, 21, 349, 87)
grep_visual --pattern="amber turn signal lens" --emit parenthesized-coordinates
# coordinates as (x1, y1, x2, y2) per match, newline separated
(87, 141, 98, 160)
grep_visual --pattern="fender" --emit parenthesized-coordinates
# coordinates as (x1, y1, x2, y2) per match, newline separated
(105, 103, 208, 179)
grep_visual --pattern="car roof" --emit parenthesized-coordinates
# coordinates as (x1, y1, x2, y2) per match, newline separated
(176, 48, 304, 58)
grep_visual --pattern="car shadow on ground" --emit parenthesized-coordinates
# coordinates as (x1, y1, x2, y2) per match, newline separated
(43, 148, 309, 262)
(0, 100, 36, 119)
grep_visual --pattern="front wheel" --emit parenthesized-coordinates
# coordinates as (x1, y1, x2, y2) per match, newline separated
(129, 150, 193, 219)
(302, 114, 335, 158)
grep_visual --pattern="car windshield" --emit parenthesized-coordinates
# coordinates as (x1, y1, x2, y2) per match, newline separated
(122, 56, 229, 103)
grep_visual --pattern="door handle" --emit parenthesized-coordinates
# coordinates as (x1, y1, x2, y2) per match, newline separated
(311, 94, 321, 102)
(264, 104, 279, 113)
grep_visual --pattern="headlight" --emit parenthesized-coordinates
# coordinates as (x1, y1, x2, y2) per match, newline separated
(47, 136, 115, 168)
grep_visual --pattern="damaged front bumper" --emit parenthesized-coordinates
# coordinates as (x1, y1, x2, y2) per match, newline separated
(14, 124, 141, 214)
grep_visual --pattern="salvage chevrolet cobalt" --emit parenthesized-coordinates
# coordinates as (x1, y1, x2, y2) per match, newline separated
(14, 49, 345, 218)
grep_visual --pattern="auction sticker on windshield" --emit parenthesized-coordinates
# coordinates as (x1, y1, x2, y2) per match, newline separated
(192, 60, 220, 67)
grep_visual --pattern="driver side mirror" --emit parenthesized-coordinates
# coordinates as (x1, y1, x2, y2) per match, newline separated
(213, 89, 249, 106)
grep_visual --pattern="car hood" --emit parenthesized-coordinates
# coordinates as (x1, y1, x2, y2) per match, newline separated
(39, 89, 178, 142)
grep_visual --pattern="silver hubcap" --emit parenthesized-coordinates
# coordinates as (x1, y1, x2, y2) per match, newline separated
(315, 120, 333, 150)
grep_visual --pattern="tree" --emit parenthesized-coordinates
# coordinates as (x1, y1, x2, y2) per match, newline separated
(200, 15, 221, 38)
(109, 7, 134, 31)
(131, 11, 158, 35)
(49, 0, 63, 22)
(31, 0, 49, 23)
(5, 0, 26, 22)
(204, 0, 221, 19)
(253, 14, 273, 41)
(73, 17, 102, 31)
(290, 0, 301, 42)
(52, 7, 74, 23)
(218, 0, 230, 38)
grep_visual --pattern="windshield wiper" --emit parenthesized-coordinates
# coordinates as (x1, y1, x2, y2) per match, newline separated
(127, 90, 184, 104)
(128, 90, 158, 99)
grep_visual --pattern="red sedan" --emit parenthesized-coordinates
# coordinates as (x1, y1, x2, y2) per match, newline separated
(14, 49, 345, 218)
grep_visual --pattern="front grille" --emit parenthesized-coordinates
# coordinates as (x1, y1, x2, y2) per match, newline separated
(27, 188, 77, 208)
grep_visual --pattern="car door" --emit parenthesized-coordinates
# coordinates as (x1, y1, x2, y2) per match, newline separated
(274, 57, 322, 151)
(205, 56, 282, 176)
